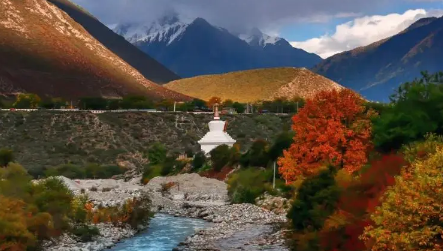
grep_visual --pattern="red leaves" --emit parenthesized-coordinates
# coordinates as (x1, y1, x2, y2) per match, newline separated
(278, 89, 373, 182)
(321, 154, 407, 251)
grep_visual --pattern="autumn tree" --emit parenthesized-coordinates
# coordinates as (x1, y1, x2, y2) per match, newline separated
(278, 89, 374, 183)
(0, 196, 37, 250)
(362, 144, 443, 250)
(207, 97, 222, 110)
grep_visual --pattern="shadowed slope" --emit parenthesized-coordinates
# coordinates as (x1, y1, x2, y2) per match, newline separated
(0, 0, 189, 100)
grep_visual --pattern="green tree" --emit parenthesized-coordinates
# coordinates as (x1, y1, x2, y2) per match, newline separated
(13, 93, 41, 108)
(248, 139, 270, 167)
(210, 145, 231, 172)
(79, 97, 108, 110)
(120, 95, 153, 109)
(232, 102, 246, 113)
(222, 99, 234, 107)
(192, 152, 206, 170)
(192, 98, 206, 109)
(268, 131, 295, 161)
(288, 166, 340, 231)
(373, 71, 443, 152)
(148, 142, 167, 165)
(0, 148, 14, 167)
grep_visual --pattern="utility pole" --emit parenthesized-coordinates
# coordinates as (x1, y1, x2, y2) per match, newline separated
(273, 161, 276, 189)
(173, 101, 176, 112)
(296, 101, 299, 113)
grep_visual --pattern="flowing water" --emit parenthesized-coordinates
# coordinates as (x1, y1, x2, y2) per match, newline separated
(110, 213, 210, 251)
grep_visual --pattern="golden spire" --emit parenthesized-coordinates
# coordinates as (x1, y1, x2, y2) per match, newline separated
(214, 103, 220, 120)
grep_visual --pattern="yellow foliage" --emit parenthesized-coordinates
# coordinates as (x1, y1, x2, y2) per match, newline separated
(0, 196, 36, 250)
(362, 146, 443, 250)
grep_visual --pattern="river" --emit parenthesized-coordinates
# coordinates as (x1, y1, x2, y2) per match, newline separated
(109, 214, 211, 251)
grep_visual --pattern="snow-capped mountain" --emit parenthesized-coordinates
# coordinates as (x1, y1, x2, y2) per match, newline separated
(113, 16, 322, 78)
(238, 28, 283, 48)
(114, 15, 190, 45)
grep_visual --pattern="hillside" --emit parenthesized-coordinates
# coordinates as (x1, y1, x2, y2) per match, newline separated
(313, 16, 443, 102)
(0, 111, 291, 176)
(114, 16, 322, 78)
(0, 0, 188, 100)
(47, 0, 180, 84)
(164, 67, 344, 102)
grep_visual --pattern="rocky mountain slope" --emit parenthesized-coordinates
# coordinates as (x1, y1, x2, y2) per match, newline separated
(47, 0, 180, 84)
(0, 111, 291, 175)
(164, 67, 344, 103)
(0, 0, 187, 100)
(114, 16, 322, 78)
(313, 16, 443, 102)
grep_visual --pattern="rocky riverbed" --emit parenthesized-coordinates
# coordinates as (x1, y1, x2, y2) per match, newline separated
(42, 174, 290, 251)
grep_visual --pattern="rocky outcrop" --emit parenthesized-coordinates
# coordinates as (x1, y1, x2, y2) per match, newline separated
(256, 192, 292, 216)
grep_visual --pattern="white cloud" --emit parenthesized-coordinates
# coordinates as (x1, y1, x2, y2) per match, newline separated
(290, 9, 443, 58)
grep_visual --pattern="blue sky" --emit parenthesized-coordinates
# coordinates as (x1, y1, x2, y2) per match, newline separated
(72, 0, 443, 58)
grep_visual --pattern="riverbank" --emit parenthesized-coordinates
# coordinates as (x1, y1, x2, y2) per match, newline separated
(42, 174, 289, 251)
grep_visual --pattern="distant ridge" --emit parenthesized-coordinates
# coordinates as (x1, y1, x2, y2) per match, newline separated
(48, 0, 181, 84)
(164, 67, 344, 103)
(313, 16, 443, 102)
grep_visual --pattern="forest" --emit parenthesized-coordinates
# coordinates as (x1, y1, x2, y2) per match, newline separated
(278, 71, 443, 250)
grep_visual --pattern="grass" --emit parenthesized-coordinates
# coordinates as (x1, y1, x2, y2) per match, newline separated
(165, 67, 343, 103)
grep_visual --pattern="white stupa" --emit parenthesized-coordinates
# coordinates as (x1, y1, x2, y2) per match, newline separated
(198, 103, 236, 154)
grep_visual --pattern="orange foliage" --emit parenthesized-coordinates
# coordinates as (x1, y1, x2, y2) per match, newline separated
(206, 97, 222, 109)
(278, 89, 374, 182)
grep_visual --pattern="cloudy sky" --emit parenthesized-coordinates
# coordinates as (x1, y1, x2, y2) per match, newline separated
(71, 0, 443, 58)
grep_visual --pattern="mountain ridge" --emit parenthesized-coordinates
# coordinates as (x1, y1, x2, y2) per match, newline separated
(114, 16, 322, 78)
(47, 0, 181, 84)
(0, 0, 189, 100)
(313, 16, 443, 101)
(164, 67, 344, 103)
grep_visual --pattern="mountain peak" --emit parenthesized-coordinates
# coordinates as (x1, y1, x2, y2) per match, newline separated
(190, 17, 212, 27)
(238, 28, 282, 47)
(405, 16, 438, 32)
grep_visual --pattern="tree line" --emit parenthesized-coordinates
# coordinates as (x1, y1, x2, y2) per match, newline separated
(1, 93, 306, 114)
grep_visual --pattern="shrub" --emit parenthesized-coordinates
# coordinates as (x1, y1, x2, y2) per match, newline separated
(192, 152, 206, 171)
(102, 187, 112, 192)
(160, 157, 176, 176)
(0, 148, 14, 167)
(210, 145, 231, 172)
(227, 168, 273, 204)
(90, 186, 98, 192)
(45, 164, 85, 179)
(288, 166, 340, 231)
(72, 225, 100, 242)
(248, 139, 270, 167)
(147, 142, 167, 165)
(32, 177, 74, 232)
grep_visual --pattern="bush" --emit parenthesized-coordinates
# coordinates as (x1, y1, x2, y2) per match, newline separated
(210, 145, 231, 172)
(288, 166, 340, 231)
(0, 148, 14, 167)
(192, 152, 206, 171)
(72, 225, 100, 242)
(90, 186, 98, 192)
(227, 168, 274, 204)
(45, 164, 85, 179)
(147, 142, 167, 165)
(160, 157, 176, 176)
